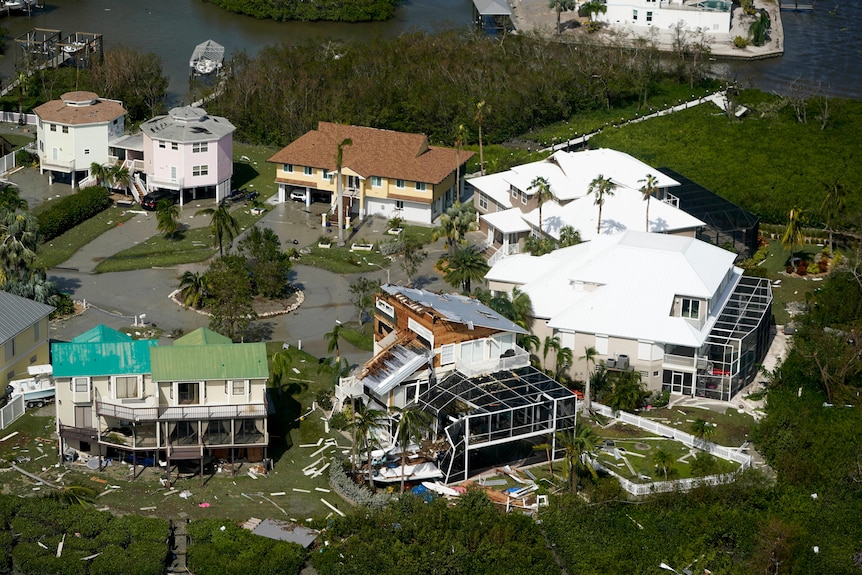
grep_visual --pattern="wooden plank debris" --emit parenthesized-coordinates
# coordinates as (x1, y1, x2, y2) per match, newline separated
(320, 498, 345, 517)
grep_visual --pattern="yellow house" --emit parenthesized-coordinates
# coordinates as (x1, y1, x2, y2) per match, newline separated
(267, 122, 474, 225)
(0, 291, 54, 386)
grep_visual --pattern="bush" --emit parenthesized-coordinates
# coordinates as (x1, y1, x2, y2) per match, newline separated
(328, 459, 392, 509)
(36, 186, 112, 241)
(733, 36, 749, 49)
(316, 389, 334, 411)
(328, 410, 349, 430)
(15, 149, 38, 168)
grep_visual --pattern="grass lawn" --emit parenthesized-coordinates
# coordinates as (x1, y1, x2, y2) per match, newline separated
(4, 132, 35, 148)
(755, 239, 828, 325)
(592, 437, 739, 483)
(299, 245, 392, 275)
(341, 322, 374, 352)
(94, 226, 217, 272)
(35, 207, 136, 269)
(0, 343, 353, 523)
(636, 405, 756, 447)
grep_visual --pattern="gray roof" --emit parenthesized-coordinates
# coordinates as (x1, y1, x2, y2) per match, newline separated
(0, 292, 54, 344)
(382, 285, 528, 335)
(189, 39, 225, 67)
(473, 0, 511, 16)
(251, 519, 319, 548)
(140, 106, 235, 143)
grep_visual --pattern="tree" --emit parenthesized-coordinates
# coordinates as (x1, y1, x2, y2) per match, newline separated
(639, 173, 659, 232)
(238, 226, 292, 298)
(177, 270, 209, 309)
(269, 349, 294, 391)
(0, 210, 39, 287)
(690, 418, 715, 443)
(156, 198, 180, 239)
(443, 245, 489, 294)
(689, 451, 718, 477)
(557, 422, 601, 491)
(583, 0, 607, 22)
(453, 123, 469, 200)
(475, 100, 487, 176)
(197, 200, 240, 257)
(781, 207, 804, 267)
(352, 403, 386, 485)
(206, 256, 256, 341)
(487, 287, 533, 330)
(606, 371, 645, 413)
(335, 137, 352, 247)
(533, 442, 555, 475)
(348, 276, 381, 325)
(543, 335, 561, 372)
(393, 406, 432, 492)
(0, 183, 27, 213)
(555, 346, 573, 381)
(325, 322, 344, 364)
(393, 234, 427, 287)
(588, 175, 617, 235)
(89, 162, 112, 187)
(652, 447, 675, 481)
(109, 164, 132, 193)
(88, 47, 169, 121)
(558, 225, 581, 248)
(432, 201, 478, 257)
(548, 0, 576, 35)
(821, 179, 848, 253)
(579, 346, 598, 412)
(529, 176, 554, 237)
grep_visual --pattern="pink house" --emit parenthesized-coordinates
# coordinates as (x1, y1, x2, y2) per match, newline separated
(139, 107, 235, 204)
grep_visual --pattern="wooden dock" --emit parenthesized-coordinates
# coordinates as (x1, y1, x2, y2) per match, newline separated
(779, 1, 815, 11)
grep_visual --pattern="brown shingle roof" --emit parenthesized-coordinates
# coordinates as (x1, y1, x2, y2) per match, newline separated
(268, 122, 474, 185)
(34, 92, 126, 126)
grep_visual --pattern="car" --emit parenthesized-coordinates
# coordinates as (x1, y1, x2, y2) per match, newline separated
(140, 190, 179, 210)
(289, 190, 307, 202)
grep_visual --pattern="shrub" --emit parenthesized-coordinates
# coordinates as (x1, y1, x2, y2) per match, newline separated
(316, 389, 334, 411)
(36, 186, 111, 241)
(733, 36, 749, 49)
(328, 410, 349, 430)
(15, 148, 38, 168)
(328, 459, 392, 509)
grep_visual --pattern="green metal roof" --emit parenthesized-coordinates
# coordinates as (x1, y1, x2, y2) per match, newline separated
(173, 327, 232, 346)
(52, 339, 158, 377)
(72, 325, 132, 344)
(150, 343, 269, 381)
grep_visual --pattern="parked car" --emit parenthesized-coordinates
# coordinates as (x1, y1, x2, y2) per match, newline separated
(140, 190, 179, 210)
(289, 190, 307, 202)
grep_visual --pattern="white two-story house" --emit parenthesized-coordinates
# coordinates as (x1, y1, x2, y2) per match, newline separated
(34, 91, 126, 187)
(598, 0, 733, 35)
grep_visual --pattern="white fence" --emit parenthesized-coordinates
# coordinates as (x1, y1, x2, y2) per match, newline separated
(0, 149, 16, 175)
(587, 401, 751, 495)
(0, 395, 25, 431)
(0, 112, 37, 126)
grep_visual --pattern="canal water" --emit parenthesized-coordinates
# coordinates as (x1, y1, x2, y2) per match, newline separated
(0, 0, 859, 103)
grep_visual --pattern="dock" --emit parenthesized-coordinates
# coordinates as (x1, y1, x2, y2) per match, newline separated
(779, 1, 815, 11)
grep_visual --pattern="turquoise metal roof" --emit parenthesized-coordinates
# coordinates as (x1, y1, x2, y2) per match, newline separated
(72, 325, 131, 343)
(150, 343, 269, 382)
(52, 339, 158, 377)
(173, 327, 232, 346)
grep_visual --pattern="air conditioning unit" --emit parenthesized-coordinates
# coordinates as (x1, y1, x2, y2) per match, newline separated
(606, 358, 616, 369)
(696, 357, 708, 370)
(617, 355, 630, 371)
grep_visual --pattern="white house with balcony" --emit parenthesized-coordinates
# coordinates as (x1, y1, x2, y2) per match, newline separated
(486, 231, 772, 402)
(597, 0, 733, 35)
(34, 91, 126, 187)
(140, 106, 235, 205)
(336, 285, 578, 484)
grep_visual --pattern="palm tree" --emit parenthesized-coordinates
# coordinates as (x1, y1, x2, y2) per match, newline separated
(555, 346, 573, 380)
(583, 0, 607, 22)
(443, 245, 489, 294)
(532, 442, 554, 474)
(110, 164, 132, 194)
(393, 406, 432, 492)
(325, 323, 344, 364)
(781, 207, 804, 268)
(177, 271, 208, 309)
(529, 176, 554, 238)
(89, 162, 112, 187)
(579, 346, 598, 412)
(639, 173, 659, 232)
(606, 371, 645, 414)
(588, 175, 617, 235)
(16, 70, 29, 127)
(196, 200, 239, 257)
(0, 183, 27, 213)
(432, 202, 478, 257)
(48, 483, 96, 507)
(335, 137, 353, 247)
(652, 448, 675, 481)
(0, 210, 39, 287)
(519, 333, 541, 365)
(557, 422, 601, 491)
(548, 0, 576, 34)
(558, 225, 581, 248)
(689, 418, 715, 444)
(475, 100, 487, 176)
(269, 349, 294, 390)
(156, 198, 180, 239)
(453, 123, 469, 201)
(352, 403, 386, 484)
(821, 179, 848, 253)
(487, 287, 534, 331)
(543, 335, 561, 372)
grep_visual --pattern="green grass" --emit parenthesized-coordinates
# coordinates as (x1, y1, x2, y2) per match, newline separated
(341, 322, 374, 352)
(593, 437, 739, 483)
(94, 227, 217, 272)
(231, 143, 279, 199)
(4, 132, 35, 148)
(637, 405, 756, 447)
(299, 245, 392, 275)
(35, 207, 136, 269)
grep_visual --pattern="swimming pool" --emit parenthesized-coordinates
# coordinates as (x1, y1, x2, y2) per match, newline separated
(695, 0, 732, 11)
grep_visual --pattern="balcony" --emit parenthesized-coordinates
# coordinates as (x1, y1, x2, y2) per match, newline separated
(663, 353, 697, 369)
(39, 156, 75, 171)
(96, 400, 267, 422)
(455, 346, 530, 379)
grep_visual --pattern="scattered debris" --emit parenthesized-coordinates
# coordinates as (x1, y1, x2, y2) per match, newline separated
(320, 498, 345, 517)
(140, 506, 157, 511)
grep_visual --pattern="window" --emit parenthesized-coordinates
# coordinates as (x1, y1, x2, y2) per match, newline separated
(521, 191, 527, 205)
(395, 200, 404, 210)
(159, 141, 166, 149)
(114, 376, 139, 399)
(229, 380, 247, 395)
(646, 10, 653, 22)
(4, 339, 14, 361)
(681, 298, 701, 319)
(50, 124, 56, 132)
(632, 9, 638, 20)
(415, 182, 426, 191)
(84, 149, 90, 155)
(511, 186, 518, 199)
(177, 382, 199, 404)
(304, 166, 314, 176)
(33, 321, 40, 342)
(73, 377, 90, 393)
(396, 179, 405, 189)
(62, 126, 69, 134)
(192, 142, 208, 153)
(479, 195, 488, 210)
(371, 176, 382, 187)
(323, 169, 332, 180)
(193, 165, 209, 177)
(171, 142, 178, 150)
(440, 344, 455, 366)
(283, 164, 294, 173)
(170, 166, 177, 181)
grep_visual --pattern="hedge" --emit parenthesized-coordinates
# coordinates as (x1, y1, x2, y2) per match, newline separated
(36, 186, 112, 241)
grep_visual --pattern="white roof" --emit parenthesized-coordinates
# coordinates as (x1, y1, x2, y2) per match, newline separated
(480, 208, 532, 234)
(469, 172, 512, 207)
(487, 231, 742, 347)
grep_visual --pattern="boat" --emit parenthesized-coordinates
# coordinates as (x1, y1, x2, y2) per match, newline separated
(8, 364, 55, 408)
(62, 42, 86, 54)
(194, 58, 218, 75)
(3, 0, 36, 11)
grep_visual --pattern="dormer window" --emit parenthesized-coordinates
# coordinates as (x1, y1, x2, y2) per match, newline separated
(680, 298, 700, 319)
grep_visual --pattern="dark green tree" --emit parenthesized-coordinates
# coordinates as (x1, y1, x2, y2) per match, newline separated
(238, 226, 292, 298)
(197, 200, 240, 257)
(348, 276, 381, 325)
(443, 245, 489, 294)
(205, 256, 256, 341)
(156, 198, 180, 239)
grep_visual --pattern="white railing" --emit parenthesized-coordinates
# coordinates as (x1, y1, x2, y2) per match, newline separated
(0, 395, 25, 430)
(0, 149, 16, 175)
(455, 346, 530, 378)
(592, 458, 742, 496)
(0, 111, 36, 125)
(334, 376, 365, 412)
(487, 243, 521, 267)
